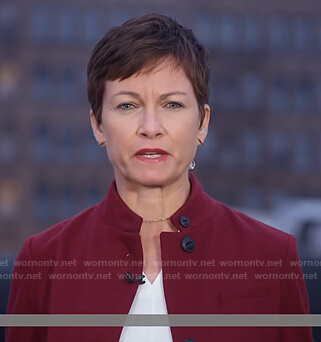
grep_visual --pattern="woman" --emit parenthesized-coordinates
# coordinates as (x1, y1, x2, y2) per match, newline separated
(6, 13, 312, 342)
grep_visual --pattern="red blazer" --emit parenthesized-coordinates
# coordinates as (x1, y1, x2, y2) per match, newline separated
(6, 174, 312, 341)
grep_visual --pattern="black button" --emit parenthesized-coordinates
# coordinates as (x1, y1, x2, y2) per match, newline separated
(184, 339, 197, 342)
(181, 236, 195, 253)
(179, 216, 190, 228)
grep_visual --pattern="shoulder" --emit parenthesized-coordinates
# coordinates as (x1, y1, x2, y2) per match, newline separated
(220, 200, 288, 241)
(21, 202, 102, 261)
(204, 195, 294, 258)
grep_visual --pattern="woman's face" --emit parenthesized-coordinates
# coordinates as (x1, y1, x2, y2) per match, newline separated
(91, 58, 210, 189)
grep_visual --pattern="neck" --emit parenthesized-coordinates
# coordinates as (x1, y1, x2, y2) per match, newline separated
(115, 174, 191, 222)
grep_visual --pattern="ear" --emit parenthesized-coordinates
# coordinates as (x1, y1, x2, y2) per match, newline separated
(198, 104, 210, 145)
(90, 110, 105, 145)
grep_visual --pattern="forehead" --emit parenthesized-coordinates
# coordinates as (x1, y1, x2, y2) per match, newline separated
(104, 58, 194, 98)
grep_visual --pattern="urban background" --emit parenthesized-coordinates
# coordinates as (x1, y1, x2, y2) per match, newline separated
(0, 0, 321, 340)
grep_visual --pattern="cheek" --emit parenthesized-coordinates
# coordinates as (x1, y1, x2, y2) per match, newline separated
(104, 120, 128, 144)
(174, 122, 199, 155)
(102, 124, 123, 157)
(104, 122, 136, 162)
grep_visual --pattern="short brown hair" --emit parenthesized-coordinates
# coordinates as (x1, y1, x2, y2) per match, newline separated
(87, 13, 210, 126)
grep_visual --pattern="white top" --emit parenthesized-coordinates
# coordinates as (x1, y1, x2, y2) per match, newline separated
(119, 270, 173, 342)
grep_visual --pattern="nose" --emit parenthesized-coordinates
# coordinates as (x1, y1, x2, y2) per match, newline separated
(137, 108, 165, 139)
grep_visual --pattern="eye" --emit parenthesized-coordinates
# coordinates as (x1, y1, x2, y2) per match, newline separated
(166, 102, 183, 109)
(117, 103, 136, 111)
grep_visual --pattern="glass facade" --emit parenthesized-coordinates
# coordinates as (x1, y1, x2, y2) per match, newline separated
(242, 129, 261, 170)
(293, 17, 313, 54)
(0, 124, 17, 163)
(0, 1, 320, 252)
(31, 64, 52, 102)
(292, 134, 314, 172)
(269, 131, 289, 169)
(241, 72, 263, 109)
(30, 123, 52, 163)
(30, 5, 53, 44)
(294, 78, 313, 114)
(220, 13, 239, 50)
(244, 14, 263, 51)
(33, 182, 50, 220)
(0, 3, 17, 44)
(269, 77, 290, 113)
(269, 15, 291, 53)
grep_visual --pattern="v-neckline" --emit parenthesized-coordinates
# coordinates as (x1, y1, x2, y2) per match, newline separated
(143, 269, 162, 285)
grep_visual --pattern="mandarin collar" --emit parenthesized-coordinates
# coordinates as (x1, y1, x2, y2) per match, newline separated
(98, 172, 216, 233)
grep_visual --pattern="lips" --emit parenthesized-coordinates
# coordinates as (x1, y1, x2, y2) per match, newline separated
(135, 148, 169, 162)
(135, 148, 168, 156)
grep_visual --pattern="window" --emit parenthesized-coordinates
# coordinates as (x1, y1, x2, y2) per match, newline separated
(59, 66, 77, 104)
(84, 8, 102, 44)
(242, 129, 261, 170)
(222, 185, 239, 207)
(33, 182, 50, 220)
(85, 185, 101, 208)
(269, 131, 289, 169)
(269, 77, 290, 113)
(269, 15, 291, 53)
(294, 78, 313, 114)
(0, 3, 17, 43)
(219, 133, 238, 171)
(77, 68, 88, 105)
(0, 123, 17, 163)
(220, 147, 238, 171)
(269, 188, 287, 207)
(220, 13, 239, 50)
(243, 186, 262, 209)
(82, 132, 103, 164)
(292, 134, 313, 172)
(30, 5, 53, 44)
(298, 221, 321, 259)
(315, 77, 321, 110)
(241, 72, 263, 109)
(318, 21, 321, 53)
(219, 77, 238, 111)
(194, 13, 220, 47)
(244, 14, 263, 51)
(57, 7, 77, 44)
(30, 123, 51, 162)
(293, 17, 313, 54)
(59, 184, 76, 220)
(31, 64, 52, 102)
(109, 9, 133, 27)
(57, 124, 76, 164)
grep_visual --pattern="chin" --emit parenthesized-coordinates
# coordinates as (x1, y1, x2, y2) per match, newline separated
(131, 171, 185, 188)
(138, 176, 170, 188)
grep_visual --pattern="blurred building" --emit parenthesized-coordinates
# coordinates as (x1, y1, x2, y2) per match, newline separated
(1, 0, 321, 252)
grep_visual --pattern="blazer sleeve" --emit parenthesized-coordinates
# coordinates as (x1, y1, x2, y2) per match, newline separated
(5, 236, 46, 342)
(279, 234, 313, 341)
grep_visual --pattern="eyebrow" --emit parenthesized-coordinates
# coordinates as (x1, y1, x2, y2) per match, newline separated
(112, 91, 140, 99)
(159, 91, 188, 100)
(111, 91, 188, 100)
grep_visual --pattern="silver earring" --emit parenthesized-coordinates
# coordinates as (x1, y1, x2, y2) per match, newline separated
(189, 160, 196, 170)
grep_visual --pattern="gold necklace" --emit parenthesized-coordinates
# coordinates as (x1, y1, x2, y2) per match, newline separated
(143, 217, 170, 223)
